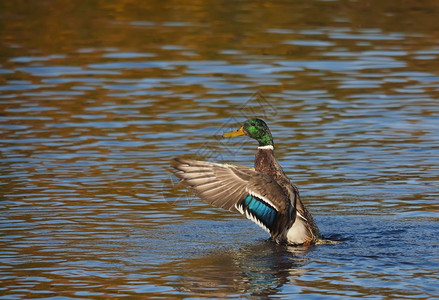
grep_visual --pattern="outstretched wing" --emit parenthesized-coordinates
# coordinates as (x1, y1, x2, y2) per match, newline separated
(172, 158, 293, 238)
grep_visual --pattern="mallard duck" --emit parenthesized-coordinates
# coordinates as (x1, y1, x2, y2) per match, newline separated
(172, 118, 322, 246)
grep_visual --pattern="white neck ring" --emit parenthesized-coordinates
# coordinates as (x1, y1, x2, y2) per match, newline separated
(257, 145, 274, 150)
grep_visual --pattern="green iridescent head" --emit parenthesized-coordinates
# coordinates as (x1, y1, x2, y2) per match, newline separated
(223, 118, 274, 147)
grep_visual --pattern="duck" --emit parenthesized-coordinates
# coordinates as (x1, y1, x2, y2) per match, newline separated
(172, 118, 322, 246)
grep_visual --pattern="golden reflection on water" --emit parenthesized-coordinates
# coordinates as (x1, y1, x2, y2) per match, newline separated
(1, 0, 439, 298)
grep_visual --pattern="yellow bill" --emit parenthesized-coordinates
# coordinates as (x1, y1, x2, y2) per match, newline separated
(223, 126, 246, 138)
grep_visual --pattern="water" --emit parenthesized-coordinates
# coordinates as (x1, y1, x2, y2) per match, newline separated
(1, 0, 439, 298)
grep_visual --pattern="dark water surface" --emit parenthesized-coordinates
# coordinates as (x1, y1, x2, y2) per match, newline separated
(1, 0, 439, 298)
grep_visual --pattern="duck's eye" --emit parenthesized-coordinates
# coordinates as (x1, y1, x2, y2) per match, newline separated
(250, 122, 255, 126)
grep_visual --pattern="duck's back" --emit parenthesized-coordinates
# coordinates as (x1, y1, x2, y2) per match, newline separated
(254, 146, 321, 244)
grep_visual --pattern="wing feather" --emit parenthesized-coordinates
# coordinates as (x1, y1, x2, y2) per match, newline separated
(172, 158, 292, 238)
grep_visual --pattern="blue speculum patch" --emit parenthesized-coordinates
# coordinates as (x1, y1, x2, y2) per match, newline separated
(242, 194, 276, 228)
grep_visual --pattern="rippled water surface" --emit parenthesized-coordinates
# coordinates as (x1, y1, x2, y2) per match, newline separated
(1, 0, 439, 298)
